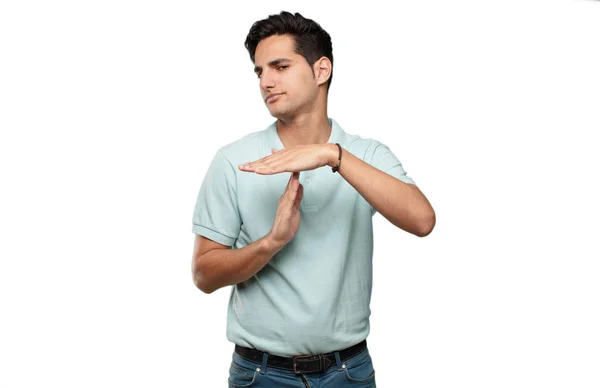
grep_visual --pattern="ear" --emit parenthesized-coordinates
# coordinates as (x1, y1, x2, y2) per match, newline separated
(314, 57, 332, 87)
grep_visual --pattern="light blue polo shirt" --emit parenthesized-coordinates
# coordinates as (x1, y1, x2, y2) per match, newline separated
(192, 118, 415, 357)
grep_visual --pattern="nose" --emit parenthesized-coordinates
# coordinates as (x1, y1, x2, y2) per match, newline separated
(259, 70, 275, 92)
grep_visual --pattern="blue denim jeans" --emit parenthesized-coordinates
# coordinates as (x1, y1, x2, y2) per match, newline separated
(228, 346, 376, 387)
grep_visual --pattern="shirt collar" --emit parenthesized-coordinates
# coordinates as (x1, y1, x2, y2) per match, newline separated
(266, 117, 343, 149)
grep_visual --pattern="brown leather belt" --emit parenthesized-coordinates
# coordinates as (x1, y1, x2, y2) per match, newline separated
(234, 339, 367, 374)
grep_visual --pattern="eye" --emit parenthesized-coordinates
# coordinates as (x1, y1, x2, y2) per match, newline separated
(256, 66, 288, 79)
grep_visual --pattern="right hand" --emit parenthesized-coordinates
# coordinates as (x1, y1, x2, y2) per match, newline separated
(267, 171, 304, 249)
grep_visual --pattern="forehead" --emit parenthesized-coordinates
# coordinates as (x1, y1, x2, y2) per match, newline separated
(254, 34, 301, 64)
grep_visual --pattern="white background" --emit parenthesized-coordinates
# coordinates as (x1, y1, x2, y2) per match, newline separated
(1, 0, 599, 387)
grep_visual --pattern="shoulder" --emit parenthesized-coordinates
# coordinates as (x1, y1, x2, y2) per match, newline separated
(214, 126, 268, 166)
(338, 124, 386, 162)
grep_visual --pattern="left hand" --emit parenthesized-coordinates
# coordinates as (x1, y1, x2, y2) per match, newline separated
(238, 144, 335, 175)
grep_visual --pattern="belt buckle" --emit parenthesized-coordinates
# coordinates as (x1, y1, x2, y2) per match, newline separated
(292, 354, 324, 374)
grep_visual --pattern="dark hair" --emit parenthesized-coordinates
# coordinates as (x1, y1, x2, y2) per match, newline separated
(244, 11, 334, 90)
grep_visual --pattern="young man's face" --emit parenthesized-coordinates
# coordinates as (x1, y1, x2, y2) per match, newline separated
(253, 34, 320, 120)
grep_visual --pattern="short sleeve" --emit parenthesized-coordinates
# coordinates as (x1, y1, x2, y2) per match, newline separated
(191, 149, 241, 246)
(366, 141, 416, 216)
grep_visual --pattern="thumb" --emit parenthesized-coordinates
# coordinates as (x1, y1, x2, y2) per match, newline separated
(271, 148, 280, 154)
(294, 183, 304, 209)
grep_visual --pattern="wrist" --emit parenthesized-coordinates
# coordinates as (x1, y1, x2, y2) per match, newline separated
(324, 143, 340, 167)
(261, 232, 285, 255)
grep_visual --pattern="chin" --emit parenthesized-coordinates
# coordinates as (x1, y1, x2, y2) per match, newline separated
(268, 108, 290, 119)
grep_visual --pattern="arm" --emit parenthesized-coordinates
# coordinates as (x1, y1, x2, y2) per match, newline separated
(192, 171, 303, 294)
(326, 144, 436, 237)
(192, 233, 284, 294)
(237, 144, 435, 237)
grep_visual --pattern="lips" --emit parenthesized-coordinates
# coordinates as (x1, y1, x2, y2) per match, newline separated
(265, 93, 283, 104)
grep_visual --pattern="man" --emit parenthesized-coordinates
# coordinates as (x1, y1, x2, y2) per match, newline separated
(191, 11, 435, 387)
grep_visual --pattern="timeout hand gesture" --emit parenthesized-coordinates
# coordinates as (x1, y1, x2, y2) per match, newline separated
(238, 145, 336, 248)
(238, 144, 335, 174)
(266, 171, 304, 248)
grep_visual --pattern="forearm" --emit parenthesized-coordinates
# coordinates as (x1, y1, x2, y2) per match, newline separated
(328, 144, 435, 237)
(193, 234, 284, 294)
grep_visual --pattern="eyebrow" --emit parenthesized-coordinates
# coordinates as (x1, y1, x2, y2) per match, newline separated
(254, 58, 291, 74)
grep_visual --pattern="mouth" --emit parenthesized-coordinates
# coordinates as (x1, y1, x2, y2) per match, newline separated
(265, 93, 283, 104)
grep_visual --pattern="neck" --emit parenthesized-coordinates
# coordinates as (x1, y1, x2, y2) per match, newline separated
(275, 95, 331, 148)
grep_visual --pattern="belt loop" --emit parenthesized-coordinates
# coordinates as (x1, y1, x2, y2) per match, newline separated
(260, 352, 268, 374)
(334, 351, 343, 371)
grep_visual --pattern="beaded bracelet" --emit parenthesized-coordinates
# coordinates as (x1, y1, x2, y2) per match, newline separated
(332, 143, 342, 173)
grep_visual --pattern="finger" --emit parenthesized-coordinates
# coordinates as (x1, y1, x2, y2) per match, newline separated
(285, 174, 294, 192)
(286, 171, 298, 191)
(294, 183, 304, 209)
(255, 165, 280, 175)
(256, 158, 295, 175)
(286, 172, 300, 204)
(250, 149, 284, 166)
(238, 155, 271, 171)
(243, 148, 290, 171)
(248, 159, 281, 174)
(251, 151, 298, 174)
(284, 171, 296, 192)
